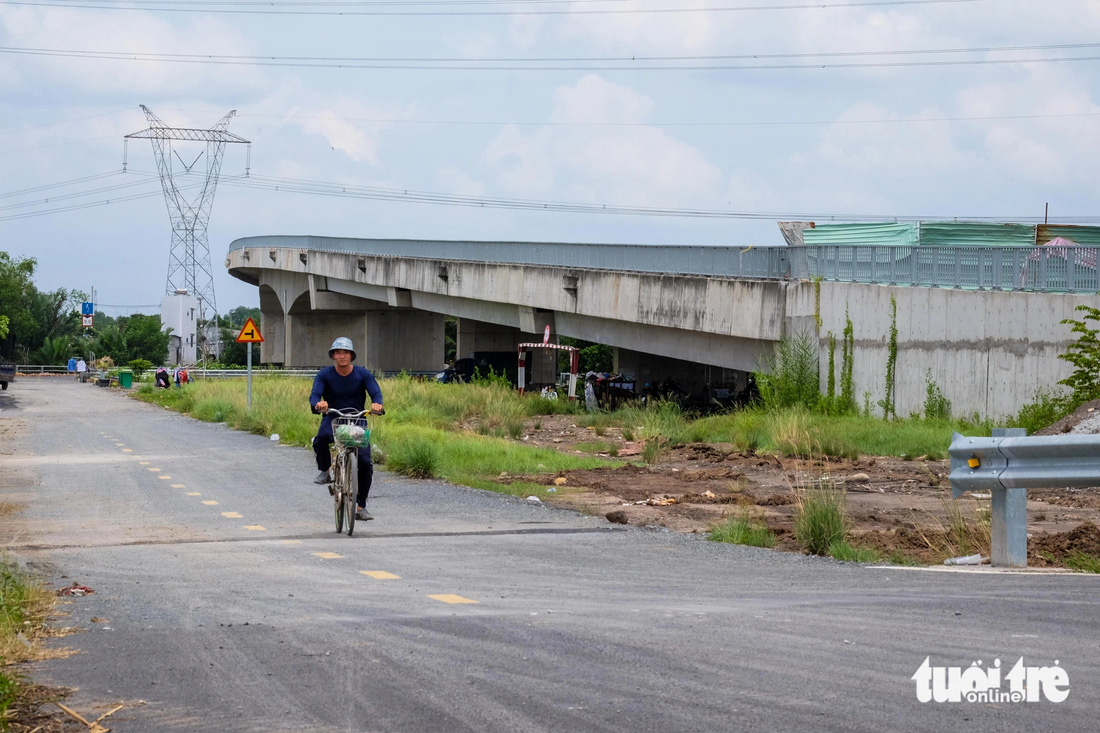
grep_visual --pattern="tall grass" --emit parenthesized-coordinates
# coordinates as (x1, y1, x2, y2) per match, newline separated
(828, 541, 881, 563)
(914, 494, 991, 559)
(138, 375, 984, 465)
(136, 379, 611, 492)
(793, 485, 849, 555)
(387, 436, 440, 478)
(708, 509, 776, 548)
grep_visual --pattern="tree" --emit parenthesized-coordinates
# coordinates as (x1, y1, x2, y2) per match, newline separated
(226, 305, 260, 328)
(32, 335, 72, 365)
(0, 252, 37, 360)
(119, 314, 170, 365)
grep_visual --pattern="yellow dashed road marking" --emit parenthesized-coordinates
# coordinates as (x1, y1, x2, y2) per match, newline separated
(362, 571, 400, 580)
(171, 484, 186, 488)
(158, 475, 171, 480)
(280, 540, 302, 544)
(121, 449, 132, 453)
(114, 443, 125, 446)
(201, 500, 219, 506)
(147, 467, 161, 472)
(313, 552, 343, 560)
(244, 525, 266, 531)
(139, 461, 150, 465)
(428, 594, 478, 605)
(221, 512, 243, 519)
(186, 492, 201, 496)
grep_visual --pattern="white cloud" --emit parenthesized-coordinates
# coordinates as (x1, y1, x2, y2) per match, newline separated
(814, 102, 963, 171)
(486, 75, 723, 207)
(0, 7, 261, 95)
(551, 73, 652, 123)
(557, 0, 716, 53)
(435, 167, 485, 197)
(485, 124, 557, 194)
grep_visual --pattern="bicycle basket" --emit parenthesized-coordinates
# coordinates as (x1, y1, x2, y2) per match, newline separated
(333, 417, 371, 448)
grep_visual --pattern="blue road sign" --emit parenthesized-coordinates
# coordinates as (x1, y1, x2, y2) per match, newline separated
(81, 301, 94, 316)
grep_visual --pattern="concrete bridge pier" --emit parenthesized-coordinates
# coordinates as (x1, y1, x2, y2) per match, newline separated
(456, 316, 557, 384)
(255, 271, 443, 370)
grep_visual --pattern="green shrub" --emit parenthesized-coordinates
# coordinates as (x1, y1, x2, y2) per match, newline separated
(128, 358, 154, 378)
(1010, 388, 1071, 435)
(1059, 305, 1100, 403)
(0, 671, 18, 727)
(923, 370, 951, 420)
(793, 486, 848, 555)
(755, 332, 820, 411)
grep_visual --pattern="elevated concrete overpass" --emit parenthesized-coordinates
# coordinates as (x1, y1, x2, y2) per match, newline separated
(226, 235, 1092, 419)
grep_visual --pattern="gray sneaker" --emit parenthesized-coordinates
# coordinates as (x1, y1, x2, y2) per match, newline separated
(355, 508, 373, 521)
(313, 470, 333, 485)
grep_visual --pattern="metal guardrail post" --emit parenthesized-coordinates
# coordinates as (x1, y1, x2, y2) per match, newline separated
(989, 428, 1027, 567)
(949, 429, 1100, 568)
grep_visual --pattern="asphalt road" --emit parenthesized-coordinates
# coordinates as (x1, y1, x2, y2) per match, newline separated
(1, 378, 1099, 732)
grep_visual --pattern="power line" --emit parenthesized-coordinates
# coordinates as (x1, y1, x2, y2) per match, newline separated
(3, 44, 1097, 72)
(224, 109, 1100, 129)
(0, 133, 124, 156)
(0, 176, 162, 213)
(0, 0, 985, 18)
(0, 107, 136, 136)
(0, 178, 207, 222)
(4, 167, 1096, 225)
(0, 170, 127, 199)
(221, 172, 1100, 224)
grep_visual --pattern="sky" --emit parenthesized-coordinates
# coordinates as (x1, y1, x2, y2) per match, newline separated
(2, 0, 1100, 316)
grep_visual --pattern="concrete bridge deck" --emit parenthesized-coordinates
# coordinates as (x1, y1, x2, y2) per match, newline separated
(227, 235, 1092, 419)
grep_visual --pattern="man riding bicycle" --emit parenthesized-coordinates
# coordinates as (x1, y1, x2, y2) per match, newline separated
(310, 337, 384, 521)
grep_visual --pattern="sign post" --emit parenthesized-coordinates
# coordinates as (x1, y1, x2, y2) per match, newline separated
(234, 317, 264, 408)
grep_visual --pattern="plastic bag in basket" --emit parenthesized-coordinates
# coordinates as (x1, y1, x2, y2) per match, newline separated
(335, 423, 370, 447)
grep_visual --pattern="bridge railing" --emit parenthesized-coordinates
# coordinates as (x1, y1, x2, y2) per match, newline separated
(793, 244, 1100, 293)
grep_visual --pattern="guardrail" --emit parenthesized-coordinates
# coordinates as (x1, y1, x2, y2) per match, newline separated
(16, 365, 70, 374)
(949, 429, 1100, 567)
(189, 369, 440, 379)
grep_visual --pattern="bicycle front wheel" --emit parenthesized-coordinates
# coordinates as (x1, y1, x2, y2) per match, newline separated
(344, 455, 358, 536)
(333, 452, 347, 534)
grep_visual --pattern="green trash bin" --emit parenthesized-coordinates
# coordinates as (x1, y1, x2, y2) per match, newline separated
(119, 369, 133, 389)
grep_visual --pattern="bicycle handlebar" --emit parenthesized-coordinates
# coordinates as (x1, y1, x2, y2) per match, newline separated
(325, 407, 385, 417)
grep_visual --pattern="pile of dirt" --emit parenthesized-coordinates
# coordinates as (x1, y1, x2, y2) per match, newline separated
(1030, 522, 1100, 566)
(1034, 398, 1100, 435)
(512, 414, 1100, 568)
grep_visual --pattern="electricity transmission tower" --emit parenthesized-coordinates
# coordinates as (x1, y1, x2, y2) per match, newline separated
(124, 105, 250, 330)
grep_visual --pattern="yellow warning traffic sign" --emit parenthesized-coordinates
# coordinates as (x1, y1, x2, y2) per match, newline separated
(235, 317, 264, 343)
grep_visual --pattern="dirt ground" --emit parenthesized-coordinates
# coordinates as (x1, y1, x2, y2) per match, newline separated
(504, 404, 1100, 566)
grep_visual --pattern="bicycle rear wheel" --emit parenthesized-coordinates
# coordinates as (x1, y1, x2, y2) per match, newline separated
(344, 456, 358, 536)
(333, 452, 347, 533)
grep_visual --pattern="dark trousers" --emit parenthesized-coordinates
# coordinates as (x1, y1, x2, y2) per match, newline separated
(313, 433, 373, 508)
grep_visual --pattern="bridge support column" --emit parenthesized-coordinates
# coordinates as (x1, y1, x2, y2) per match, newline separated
(364, 309, 445, 373)
(456, 317, 556, 385)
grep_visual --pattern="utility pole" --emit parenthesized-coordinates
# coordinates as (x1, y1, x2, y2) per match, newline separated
(125, 105, 250, 359)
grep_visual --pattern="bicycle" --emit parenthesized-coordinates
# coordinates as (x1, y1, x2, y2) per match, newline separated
(327, 407, 382, 536)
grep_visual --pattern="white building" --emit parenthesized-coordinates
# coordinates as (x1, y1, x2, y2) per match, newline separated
(161, 289, 198, 365)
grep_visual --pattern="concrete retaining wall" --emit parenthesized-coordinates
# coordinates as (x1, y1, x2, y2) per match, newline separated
(811, 281, 1088, 420)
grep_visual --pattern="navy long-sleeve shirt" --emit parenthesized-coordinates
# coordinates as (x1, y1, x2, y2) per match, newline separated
(309, 365, 383, 435)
